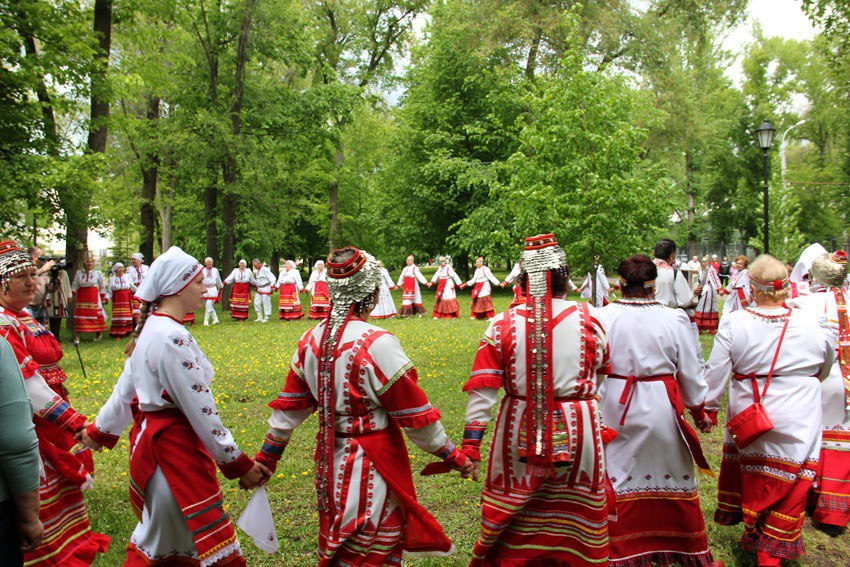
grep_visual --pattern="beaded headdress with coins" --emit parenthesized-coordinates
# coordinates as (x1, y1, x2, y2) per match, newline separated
(314, 247, 382, 515)
(519, 234, 568, 477)
(810, 251, 848, 288)
(0, 241, 36, 292)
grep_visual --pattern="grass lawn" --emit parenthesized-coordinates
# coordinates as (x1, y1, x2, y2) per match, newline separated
(60, 280, 848, 566)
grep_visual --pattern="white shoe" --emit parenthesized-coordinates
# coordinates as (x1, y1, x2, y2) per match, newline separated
(204, 321, 210, 326)
(212, 319, 219, 325)
(261, 318, 269, 323)
(254, 317, 263, 322)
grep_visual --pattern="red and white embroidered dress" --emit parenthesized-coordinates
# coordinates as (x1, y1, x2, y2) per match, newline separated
(369, 267, 397, 319)
(87, 313, 253, 566)
(791, 286, 850, 529)
(723, 269, 752, 315)
(430, 264, 463, 318)
(462, 299, 612, 565)
(306, 268, 330, 319)
(224, 267, 255, 320)
(108, 274, 137, 337)
(276, 266, 304, 320)
(597, 298, 715, 566)
(704, 307, 834, 561)
(465, 266, 500, 319)
(695, 265, 722, 335)
(71, 269, 107, 333)
(0, 307, 110, 565)
(257, 317, 461, 565)
(397, 264, 427, 317)
(127, 263, 148, 322)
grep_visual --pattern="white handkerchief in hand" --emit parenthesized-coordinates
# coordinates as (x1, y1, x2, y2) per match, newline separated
(237, 486, 280, 554)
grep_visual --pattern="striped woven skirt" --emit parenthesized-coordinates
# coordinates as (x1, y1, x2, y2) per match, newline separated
(278, 284, 303, 320)
(73, 286, 105, 333)
(229, 282, 251, 320)
(109, 289, 134, 337)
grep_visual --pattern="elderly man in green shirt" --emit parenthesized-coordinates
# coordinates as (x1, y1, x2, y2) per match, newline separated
(0, 335, 43, 565)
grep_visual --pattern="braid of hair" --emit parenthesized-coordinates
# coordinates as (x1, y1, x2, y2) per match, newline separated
(124, 300, 153, 357)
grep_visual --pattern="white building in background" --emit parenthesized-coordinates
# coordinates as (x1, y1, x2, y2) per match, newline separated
(39, 230, 115, 262)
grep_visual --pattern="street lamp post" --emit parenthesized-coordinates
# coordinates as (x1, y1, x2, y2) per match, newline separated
(755, 120, 776, 254)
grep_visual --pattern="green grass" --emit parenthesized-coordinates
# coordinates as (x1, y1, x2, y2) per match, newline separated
(60, 286, 848, 566)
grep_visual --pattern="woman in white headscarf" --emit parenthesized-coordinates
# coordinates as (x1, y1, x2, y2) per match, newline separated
(305, 260, 330, 319)
(80, 247, 269, 566)
(276, 259, 304, 320)
(224, 259, 256, 321)
(108, 262, 136, 338)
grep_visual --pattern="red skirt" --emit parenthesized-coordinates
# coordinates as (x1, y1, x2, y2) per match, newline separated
(471, 288, 495, 320)
(110, 289, 134, 337)
(230, 282, 251, 320)
(278, 283, 303, 320)
(128, 410, 245, 566)
(26, 391, 110, 565)
(810, 429, 850, 529)
(432, 298, 459, 318)
(73, 286, 105, 333)
(694, 311, 719, 335)
(309, 281, 330, 320)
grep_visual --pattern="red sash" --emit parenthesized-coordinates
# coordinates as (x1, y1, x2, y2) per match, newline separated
(512, 282, 524, 301)
(129, 409, 242, 565)
(436, 278, 448, 300)
(472, 281, 485, 301)
(609, 374, 711, 471)
(357, 424, 453, 553)
(834, 289, 850, 409)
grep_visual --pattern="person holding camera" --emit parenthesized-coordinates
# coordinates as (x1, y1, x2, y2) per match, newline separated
(24, 247, 54, 325)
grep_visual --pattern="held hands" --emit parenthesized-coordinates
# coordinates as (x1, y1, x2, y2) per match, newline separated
(75, 423, 103, 452)
(696, 417, 714, 434)
(239, 461, 273, 490)
(693, 285, 703, 296)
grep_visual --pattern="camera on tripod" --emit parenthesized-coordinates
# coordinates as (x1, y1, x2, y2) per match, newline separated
(39, 256, 69, 280)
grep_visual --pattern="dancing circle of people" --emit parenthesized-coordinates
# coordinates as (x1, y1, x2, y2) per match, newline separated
(1, 234, 849, 567)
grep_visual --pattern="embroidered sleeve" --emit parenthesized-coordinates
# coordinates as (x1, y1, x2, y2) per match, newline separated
(257, 408, 313, 473)
(462, 387, 499, 461)
(160, 333, 252, 478)
(24, 372, 87, 432)
(0, 322, 39, 379)
(90, 359, 136, 449)
(269, 331, 317, 412)
(224, 269, 236, 285)
(405, 421, 465, 468)
(704, 316, 734, 415)
(463, 318, 506, 391)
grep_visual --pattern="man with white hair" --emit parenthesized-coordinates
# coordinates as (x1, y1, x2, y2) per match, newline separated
(201, 258, 223, 326)
(252, 258, 275, 322)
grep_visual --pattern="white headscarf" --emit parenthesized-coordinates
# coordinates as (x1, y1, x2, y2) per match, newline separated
(112, 262, 125, 273)
(790, 243, 828, 282)
(135, 247, 202, 302)
(132, 252, 144, 262)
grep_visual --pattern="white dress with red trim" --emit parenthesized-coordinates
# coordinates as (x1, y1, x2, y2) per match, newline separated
(461, 299, 612, 565)
(695, 266, 722, 334)
(430, 265, 463, 318)
(276, 268, 304, 320)
(396, 265, 427, 316)
(790, 287, 850, 529)
(704, 307, 834, 562)
(109, 274, 137, 337)
(597, 299, 715, 566)
(224, 268, 256, 320)
(465, 266, 500, 319)
(128, 263, 148, 321)
(202, 267, 223, 301)
(0, 307, 110, 565)
(723, 269, 752, 316)
(369, 268, 397, 319)
(257, 318, 459, 566)
(87, 313, 253, 566)
(71, 269, 107, 333)
(306, 269, 330, 319)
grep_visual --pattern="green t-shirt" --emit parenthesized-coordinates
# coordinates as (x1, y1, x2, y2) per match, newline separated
(0, 335, 40, 501)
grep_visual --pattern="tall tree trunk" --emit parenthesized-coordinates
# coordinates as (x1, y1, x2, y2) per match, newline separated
(140, 96, 160, 260)
(685, 152, 696, 256)
(158, 153, 177, 251)
(328, 132, 345, 248)
(72, 0, 112, 270)
(220, 0, 259, 307)
(525, 26, 543, 80)
(205, 183, 218, 262)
